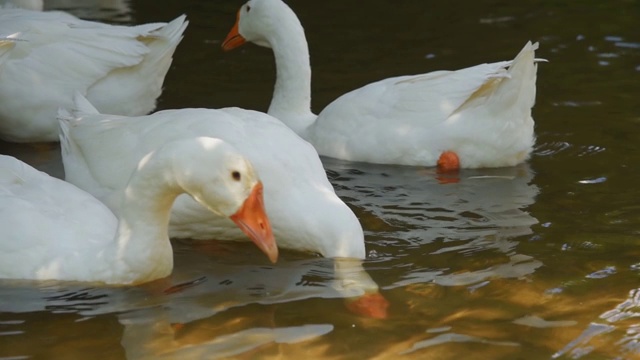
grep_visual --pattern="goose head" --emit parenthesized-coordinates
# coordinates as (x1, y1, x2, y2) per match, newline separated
(222, 0, 300, 51)
(149, 137, 278, 262)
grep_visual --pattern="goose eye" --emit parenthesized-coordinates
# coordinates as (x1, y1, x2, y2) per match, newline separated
(232, 171, 241, 181)
(246, 5, 251, 12)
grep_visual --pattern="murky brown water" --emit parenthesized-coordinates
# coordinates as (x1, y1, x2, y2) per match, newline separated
(1, 0, 640, 359)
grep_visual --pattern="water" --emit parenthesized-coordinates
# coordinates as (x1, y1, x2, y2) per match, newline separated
(1, 0, 640, 358)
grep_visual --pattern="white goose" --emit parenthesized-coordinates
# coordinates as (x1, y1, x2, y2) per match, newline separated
(222, 0, 542, 169)
(0, 136, 276, 284)
(61, 96, 384, 316)
(0, 8, 187, 143)
(61, 94, 365, 259)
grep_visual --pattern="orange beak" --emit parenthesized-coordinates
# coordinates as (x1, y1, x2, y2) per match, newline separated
(230, 181, 278, 263)
(222, 10, 247, 51)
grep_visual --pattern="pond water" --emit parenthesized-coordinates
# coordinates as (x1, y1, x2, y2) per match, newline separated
(1, 0, 640, 359)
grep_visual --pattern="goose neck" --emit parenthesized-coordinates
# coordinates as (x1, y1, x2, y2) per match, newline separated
(109, 164, 179, 284)
(267, 20, 316, 134)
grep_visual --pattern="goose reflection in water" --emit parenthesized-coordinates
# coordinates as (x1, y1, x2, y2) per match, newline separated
(324, 159, 542, 289)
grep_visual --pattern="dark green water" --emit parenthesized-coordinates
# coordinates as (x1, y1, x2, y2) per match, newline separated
(1, 0, 639, 359)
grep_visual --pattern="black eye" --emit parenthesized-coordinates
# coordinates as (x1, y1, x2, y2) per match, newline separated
(232, 171, 241, 181)
(246, 5, 251, 12)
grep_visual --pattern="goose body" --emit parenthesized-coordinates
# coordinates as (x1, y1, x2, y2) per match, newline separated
(0, 136, 276, 284)
(0, 8, 187, 142)
(61, 95, 365, 259)
(223, 0, 541, 169)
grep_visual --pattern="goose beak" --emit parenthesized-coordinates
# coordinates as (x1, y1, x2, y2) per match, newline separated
(222, 10, 246, 51)
(230, 181, 278, 263)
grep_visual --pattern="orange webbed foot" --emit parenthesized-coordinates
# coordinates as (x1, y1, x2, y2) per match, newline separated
(436, 151, 461, 184)
(437, 151, 460, 172)
(344, 292, 390, 319)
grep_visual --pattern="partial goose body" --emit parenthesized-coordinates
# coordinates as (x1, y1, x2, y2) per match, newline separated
(223, 0, 541, 169)
(0, 0, 42, 10)
(0, 8, 187, 142)
(0, 136, 276, 284)
(61, 95, 365, 259)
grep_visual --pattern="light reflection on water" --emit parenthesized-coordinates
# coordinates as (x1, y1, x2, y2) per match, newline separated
(1, 0, 640, 358)
(324, 159, 543, 293)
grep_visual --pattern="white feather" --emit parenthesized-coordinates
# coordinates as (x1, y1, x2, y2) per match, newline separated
(0, 9, 187, 142)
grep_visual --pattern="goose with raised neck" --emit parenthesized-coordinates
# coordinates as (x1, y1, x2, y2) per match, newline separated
(222, 0, 542, 169)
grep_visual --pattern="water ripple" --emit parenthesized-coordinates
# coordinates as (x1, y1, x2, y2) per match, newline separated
(120, 322, 334, 359)
(554, 288, 640, 359)
(585, 266, 617, 279)
(400, 332, 519, 355)
(326, 159, 539, 245)
(534, 141, 572, 156)
(534, 142, 605, 158)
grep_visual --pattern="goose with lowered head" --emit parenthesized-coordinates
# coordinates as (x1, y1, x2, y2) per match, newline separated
(0, 136, 276, 284)
(61, 96, 388, 318)
(222, 0, 542, 170)
(0, 8, 187, 142)
(60, 94, 365, 260)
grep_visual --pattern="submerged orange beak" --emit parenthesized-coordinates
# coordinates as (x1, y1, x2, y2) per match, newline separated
(222, 10, 246, 51)
(230, 181, 278, 263)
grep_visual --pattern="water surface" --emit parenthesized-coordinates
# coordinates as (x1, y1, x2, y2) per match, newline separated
(1, 0, 639, 359)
